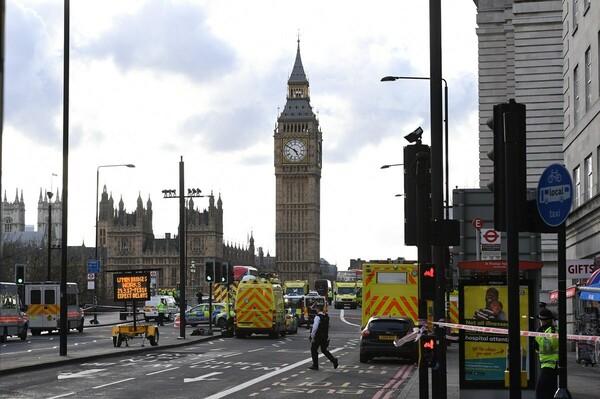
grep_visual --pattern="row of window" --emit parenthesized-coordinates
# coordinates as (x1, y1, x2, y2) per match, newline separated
(573, 146, 599, 207)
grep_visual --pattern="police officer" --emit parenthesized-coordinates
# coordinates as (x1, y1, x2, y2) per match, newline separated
(533, 308, 558, 399)
(156, 298, 167, 326)
(308, 304, 338, 370)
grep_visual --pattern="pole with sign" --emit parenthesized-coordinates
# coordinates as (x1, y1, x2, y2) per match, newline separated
(537, 164, 573, 398)
(472, 218, 483, 260)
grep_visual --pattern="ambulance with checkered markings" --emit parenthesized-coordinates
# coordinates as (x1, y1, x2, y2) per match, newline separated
(234, 274, 286, 338)
(361, 262, 419, 328)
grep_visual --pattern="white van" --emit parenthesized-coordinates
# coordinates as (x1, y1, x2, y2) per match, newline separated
(0, 282, 29, 342)
(143, 296, 177, 322)
(25, 282, 84, 335)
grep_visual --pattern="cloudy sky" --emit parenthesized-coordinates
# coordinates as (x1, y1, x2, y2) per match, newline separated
(2, 0, 480, 269)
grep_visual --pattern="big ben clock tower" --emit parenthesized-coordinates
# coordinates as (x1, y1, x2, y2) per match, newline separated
(274, 39, 322, 285)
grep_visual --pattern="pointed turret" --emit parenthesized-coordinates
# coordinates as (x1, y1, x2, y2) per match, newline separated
(288, 38, 309, 86)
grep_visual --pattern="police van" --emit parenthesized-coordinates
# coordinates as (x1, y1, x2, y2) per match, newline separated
(25, 282, 84, 335)
(0, 282, 29, 342)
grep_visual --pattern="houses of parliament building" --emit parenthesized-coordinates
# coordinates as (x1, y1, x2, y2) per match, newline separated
(2, 39, 331, 297)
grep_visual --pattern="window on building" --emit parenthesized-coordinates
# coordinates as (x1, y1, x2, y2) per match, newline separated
(584, 0, 590, 14)
(121, 239, 129, 252)
(573, 0, 579, 31)
(574, 165, 581, 207)
(574, 65, 580, 121)
(585, 48, 592, 112)
(3, 217, 12, 232)
(584, 154, 593, 201)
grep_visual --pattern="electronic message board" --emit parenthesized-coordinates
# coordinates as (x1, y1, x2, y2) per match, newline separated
(113, 273, 151, 301)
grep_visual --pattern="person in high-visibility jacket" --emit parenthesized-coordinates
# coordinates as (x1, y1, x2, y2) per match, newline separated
(156, 299, 167, 326)
(532, 308, 558, 399)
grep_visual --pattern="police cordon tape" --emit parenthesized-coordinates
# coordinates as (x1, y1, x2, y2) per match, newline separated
(394, 322, 600, 349)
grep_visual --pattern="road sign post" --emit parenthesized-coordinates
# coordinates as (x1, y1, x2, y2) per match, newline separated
(537, 164, 573, 397)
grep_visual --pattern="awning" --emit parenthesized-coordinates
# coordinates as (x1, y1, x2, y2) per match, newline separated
(580, 291, 600, 301)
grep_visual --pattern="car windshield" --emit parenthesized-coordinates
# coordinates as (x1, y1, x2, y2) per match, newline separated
(368, 320, 410, 333)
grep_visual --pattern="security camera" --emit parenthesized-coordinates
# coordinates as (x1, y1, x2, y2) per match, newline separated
(404, 127, 424, 144)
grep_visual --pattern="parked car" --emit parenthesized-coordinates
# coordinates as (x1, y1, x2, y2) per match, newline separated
(183, 303, 226, 327)
(359, 316, 418, 364)
(143, 296, 178, 322)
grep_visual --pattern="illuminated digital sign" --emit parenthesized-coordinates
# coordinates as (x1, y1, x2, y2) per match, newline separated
(113, 273, 151, 301)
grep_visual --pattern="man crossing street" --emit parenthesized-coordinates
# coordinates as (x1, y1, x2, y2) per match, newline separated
(308, 304, 338, 371)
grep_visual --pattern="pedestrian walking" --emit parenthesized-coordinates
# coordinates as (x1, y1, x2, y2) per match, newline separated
(308, 304, 338, 371)
(156, 298, 167, 326)
(532, 308, 558, 399)
(196, 291, 203, 304)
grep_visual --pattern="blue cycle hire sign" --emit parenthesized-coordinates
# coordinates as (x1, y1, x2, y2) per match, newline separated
(536, 164, 573, 227)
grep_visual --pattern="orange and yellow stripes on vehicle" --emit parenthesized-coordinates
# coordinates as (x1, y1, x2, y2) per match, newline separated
(27, 304, 59, 316)
(236, 288, 273, 328)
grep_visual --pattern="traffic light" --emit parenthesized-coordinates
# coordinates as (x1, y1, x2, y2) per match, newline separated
(404, 143, 431, 246)
(487, 103, 507, 232)
(15, 264, 25, 284)
(220, 262, 231, 284)
(420, 335, 437, 368)
(204, 260, 215, 282)
(214, 261, 223, 283)
(419, 263, 436, 301)
(486, 99, 527, 232)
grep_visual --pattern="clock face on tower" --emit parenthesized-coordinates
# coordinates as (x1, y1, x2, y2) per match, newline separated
(283, 139, 307, 162)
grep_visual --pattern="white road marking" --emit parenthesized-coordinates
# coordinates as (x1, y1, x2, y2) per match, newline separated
(184, 372, 222, 383)
(92, 377, 135, 389)
(339, 309, 361, 328)
(57, 369, 106, 379)
(147, 367, 180, 375)
(47, 392, 75, 399)
(203, 347, 344, 399)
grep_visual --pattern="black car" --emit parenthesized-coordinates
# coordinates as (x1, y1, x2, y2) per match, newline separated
(359, 316, 418, 363)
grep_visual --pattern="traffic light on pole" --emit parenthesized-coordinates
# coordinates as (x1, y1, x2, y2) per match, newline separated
(214, 261, 223, 283)
(404, 143, 431, 246)
(420, 335, 437, 368)
(487, 103, 507, 232)
(220, 262, 230, 284)
(15, 264, 25, 284)
(204, 260, 215, 282)
(487, 99, 528, 232)
(419, 263, 436, 301)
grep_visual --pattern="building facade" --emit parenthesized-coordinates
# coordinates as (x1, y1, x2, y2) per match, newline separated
(98, 187, 255, 301)
(274, 40, 323, 285)
(474, 0, 564, 301)
(563, 0, 600, 264)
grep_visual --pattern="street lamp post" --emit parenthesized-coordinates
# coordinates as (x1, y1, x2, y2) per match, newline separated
(162, 156, 209, 339)
(94, 163, 135, 324)
(381, 76, 449, 218)
(46, 191, 53, 280)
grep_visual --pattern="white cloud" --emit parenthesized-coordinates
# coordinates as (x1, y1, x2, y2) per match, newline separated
(3, 0, 479, 269)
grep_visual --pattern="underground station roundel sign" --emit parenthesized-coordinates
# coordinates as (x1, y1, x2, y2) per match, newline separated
(537, 164, 573, 227)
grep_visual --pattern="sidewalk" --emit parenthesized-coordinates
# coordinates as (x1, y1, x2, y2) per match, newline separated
(398, 342, 600, 398)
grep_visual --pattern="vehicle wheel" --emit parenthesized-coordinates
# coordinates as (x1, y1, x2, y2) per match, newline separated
(31, 329, 41, 336)
(280, 326, 286, 337)
(0, 333, 6, 343)
(360, 353, 370, 363)
(116, 333, 123, 347)
(19, 327, 28, 340)
(149, 329, 159, 346)
(217, 318, 227, 329)
(112, 336, 117, 347)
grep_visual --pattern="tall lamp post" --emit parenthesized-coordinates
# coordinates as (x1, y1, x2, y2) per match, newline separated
(46, 191, 53, 280)
(94, 163, 135, 324)
(380, 76, 449, 219)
